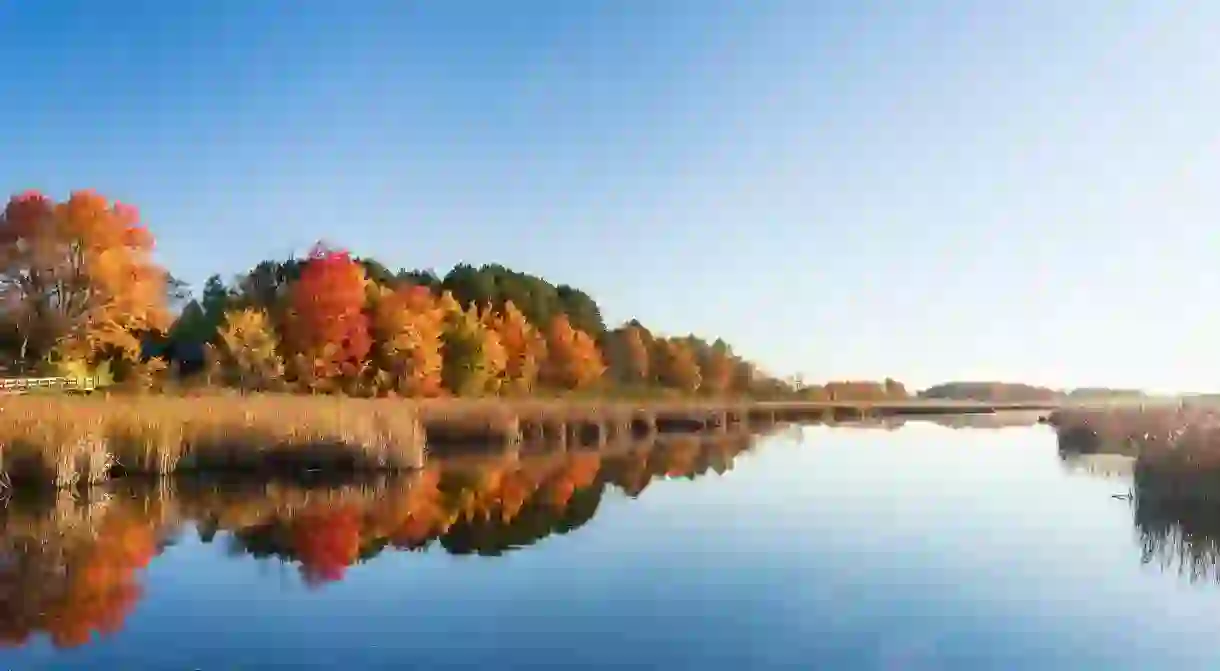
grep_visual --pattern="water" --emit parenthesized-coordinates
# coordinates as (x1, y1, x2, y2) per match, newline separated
(5, 418, 1220, 669)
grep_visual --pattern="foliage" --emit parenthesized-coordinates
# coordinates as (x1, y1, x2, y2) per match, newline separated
(653, 338, 701, 392)
(440, 303, 507, 396)
(282, 245, 372, 391)
(920, 381, 1063, 402)
(291, 504, 364, 587)
(217, 307, 285, 390)
(541, 315, 605, 390)
(0, 190, 169, 372)
(607, 325, 650, 385)
(485, 300, 546, 394)
(441, 263, 606, 337)
(369, 285, 445, 396)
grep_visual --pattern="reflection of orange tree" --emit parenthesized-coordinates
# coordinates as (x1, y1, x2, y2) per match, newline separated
(0, 507, 160, 649)
(652, 437, 702, 479)
(209, 435, 758, 580)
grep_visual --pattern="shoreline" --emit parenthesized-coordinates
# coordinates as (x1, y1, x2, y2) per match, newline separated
(0, 394, 1057, 489)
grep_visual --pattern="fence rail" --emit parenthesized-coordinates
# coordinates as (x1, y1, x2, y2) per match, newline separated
(0, 376, 100, 394)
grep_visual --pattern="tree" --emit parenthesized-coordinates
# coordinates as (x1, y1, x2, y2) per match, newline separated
(486, 300, 546, 393)
(441, 303, 507, 396)
(556, 285, 605, 337)
(217, 307, 285, 390)
(654, 339, 701, 392)
(0, 190, 170, 371)
(606, 325, 650, 385)
(883, 377, 909, 399)
(541, 315, 605, 390)
(369, 285, 445, 396)
(701, 347, 735, 396)
(165, 273, 191, 310)
(282, 244, 372, 391)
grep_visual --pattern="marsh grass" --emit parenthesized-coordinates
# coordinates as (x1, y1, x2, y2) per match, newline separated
(0, 393, 819, 490)
(0, 395, 425, 489)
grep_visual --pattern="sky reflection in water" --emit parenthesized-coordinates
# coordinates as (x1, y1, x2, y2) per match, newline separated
(4, 418, 1220, 670)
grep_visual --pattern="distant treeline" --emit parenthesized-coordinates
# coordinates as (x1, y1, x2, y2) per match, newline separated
(920, 382, 1149, 403)
(0, 189, 911, 400)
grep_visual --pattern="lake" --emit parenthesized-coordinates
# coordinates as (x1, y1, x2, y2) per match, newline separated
(4, 416, 1220, 670)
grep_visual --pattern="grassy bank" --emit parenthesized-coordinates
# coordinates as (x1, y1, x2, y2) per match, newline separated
(0, 395, 426, 488)
(0, 393, 1054, 489)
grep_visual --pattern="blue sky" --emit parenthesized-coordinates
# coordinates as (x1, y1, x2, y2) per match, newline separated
(1, 1, 1217, 391)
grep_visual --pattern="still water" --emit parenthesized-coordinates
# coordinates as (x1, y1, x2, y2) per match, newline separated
(3, 416, 1220, 669)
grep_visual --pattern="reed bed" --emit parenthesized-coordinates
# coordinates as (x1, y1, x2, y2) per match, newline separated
(0, 392, 895, 490)
(1050, 405, 1220, 456)
(0, 395, 425, 489)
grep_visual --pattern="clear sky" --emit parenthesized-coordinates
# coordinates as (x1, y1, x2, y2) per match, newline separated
(1, 1, 1217, 392)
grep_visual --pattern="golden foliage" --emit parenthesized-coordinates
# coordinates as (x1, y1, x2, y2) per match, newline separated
(484, 300, 546, 394)
(440, 303, 507, 396)
(217, 307, 285, 390)
(541, 315, 605, 390)
(369, 285, 445, 397)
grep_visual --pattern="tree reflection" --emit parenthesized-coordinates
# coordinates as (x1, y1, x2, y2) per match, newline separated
(0, 432, 757, 650)
(0, 489, 173, 649)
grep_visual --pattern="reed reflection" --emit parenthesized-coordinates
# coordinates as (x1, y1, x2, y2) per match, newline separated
(0, 432, 757, 650)
(1057, 421, 1220, 584)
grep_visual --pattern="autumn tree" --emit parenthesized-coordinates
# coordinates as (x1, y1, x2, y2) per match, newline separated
(216, 307, 285, 390)
(0, 190, 169, 372)
(541, 315, 605, 390)
(369, 284, 445, 396)
(485, 300, 546, 394)
(290, 505, 363, 587)
(440, 303, 507, 396)
(883, 377, 909, 399)
(654, 339, 701, 392)
(282, 244, 372, 392)
(700, 347, 735, 396)
(606, 325, 650, 385)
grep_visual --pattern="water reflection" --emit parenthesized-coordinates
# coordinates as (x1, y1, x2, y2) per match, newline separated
(0, 432, 756, 650)
(1056, 423, 1220, 584)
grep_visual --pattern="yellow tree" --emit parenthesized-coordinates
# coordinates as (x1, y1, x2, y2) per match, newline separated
(0, 190, 169, 371)
(441, 303, 507, 396)
(542, 315, 605, 390)
(369, 285, 445, 396)
(217, 307, 285, 390)
(485, 300, 546, 394)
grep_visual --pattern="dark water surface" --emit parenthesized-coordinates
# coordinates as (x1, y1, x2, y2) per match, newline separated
(5, 418, 1220, 670)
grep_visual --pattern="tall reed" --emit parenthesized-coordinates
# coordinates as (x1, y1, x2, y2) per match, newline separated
(0, 394, 425, 489)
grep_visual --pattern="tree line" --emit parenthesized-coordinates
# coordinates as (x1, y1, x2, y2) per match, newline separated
(0, 189, 912, 400)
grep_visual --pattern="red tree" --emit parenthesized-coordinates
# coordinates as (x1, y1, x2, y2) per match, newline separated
(291, 505, 364, 587)
(284, 244, 372, 386)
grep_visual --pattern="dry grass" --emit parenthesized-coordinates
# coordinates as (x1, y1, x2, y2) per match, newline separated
(0, 392, 976, 490)
(0, 394, 425, 489)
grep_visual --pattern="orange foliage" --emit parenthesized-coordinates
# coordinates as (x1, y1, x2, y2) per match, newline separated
(701, 349, 734, 396)
(485, 300, 546, 393)
(608, 326, 650, 384)
(370, 284, 445, 396)
(37, 512, 158, 649)
(0, 190, 169, 365)
(541, 315, 605, 390)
